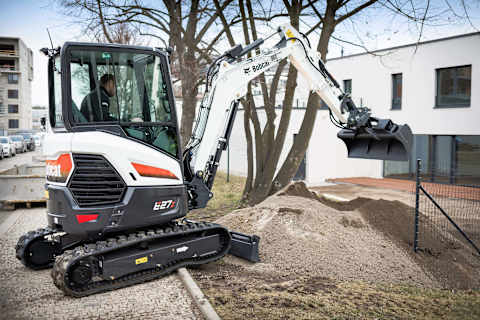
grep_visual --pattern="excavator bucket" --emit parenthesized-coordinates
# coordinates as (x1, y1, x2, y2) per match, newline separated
(337, 119, 413, 161)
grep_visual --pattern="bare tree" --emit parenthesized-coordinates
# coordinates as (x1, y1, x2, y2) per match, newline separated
(216, 0, 477, 206)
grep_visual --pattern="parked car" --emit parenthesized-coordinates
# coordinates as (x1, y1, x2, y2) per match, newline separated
(10, 135, 27, 153)
(18, 132, 35, 151)
(33, 135, 42, 147)
(0, 136, 16, 157)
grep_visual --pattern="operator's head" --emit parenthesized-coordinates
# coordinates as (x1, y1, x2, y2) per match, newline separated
(100, 74, 116, 97)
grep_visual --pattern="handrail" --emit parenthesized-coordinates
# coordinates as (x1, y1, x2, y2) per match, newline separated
(0, 50, 17, 56)
(0, 65, 17, 71)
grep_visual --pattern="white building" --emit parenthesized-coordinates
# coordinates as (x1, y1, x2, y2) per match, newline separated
(219, 32, 480, 185)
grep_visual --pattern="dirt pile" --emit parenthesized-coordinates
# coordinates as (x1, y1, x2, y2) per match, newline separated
(280, 182, 480, 289)
(217, 182, 438, 287)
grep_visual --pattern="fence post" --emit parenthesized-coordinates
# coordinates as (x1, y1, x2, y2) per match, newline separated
(414, 159, 421, 253)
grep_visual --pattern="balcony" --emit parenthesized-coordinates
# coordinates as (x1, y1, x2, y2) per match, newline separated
(0, 65, 19, 73)
(0, 49, 18, 58)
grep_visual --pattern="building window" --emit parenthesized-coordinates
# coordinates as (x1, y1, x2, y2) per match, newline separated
(343, 79, 352, 94)
(7, 74, 18, 84)
(8, 104, 18, 113)
(436, 65, 471, 108)
(8, 89, 18, 99)
(383, 134, 480, 186)
(391, 73, 402, 110)
(8, 119, 19, 129)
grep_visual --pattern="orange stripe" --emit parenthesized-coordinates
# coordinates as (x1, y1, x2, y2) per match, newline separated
(131, 162, 179, 180)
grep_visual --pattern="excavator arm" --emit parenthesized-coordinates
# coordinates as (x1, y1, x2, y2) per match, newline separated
(184, 24, 412, 209)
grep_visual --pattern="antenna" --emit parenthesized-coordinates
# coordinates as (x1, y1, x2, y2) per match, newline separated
(47, 28, 54, 49)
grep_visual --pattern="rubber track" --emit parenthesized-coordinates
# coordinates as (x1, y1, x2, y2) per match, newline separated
(15, 227, 57, 270)
(51, 221, 231, 297)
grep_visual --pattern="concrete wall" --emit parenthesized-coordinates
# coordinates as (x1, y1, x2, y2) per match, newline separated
(217, 32, 480, 185)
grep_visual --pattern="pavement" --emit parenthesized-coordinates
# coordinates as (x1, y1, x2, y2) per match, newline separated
(0, 149, 41, 172)
(0, 208, 203, 320)
(327, 177, 480, 200)
(0, 152, 204, 320)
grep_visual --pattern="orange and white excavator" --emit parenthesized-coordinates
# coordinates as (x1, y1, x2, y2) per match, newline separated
(15, 24, 412, 297)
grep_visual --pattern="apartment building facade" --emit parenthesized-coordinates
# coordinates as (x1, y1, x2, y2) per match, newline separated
(0, 37, 33, 133)
(218, 32, 480, 185)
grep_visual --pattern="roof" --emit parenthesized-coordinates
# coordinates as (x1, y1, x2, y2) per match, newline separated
(328, 31, 480, 61)
(0, 36, 21, 41)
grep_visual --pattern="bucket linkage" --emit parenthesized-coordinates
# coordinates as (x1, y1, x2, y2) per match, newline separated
(335, 99, 413, 161)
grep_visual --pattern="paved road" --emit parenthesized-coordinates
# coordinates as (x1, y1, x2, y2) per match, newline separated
(0, 149, 42, 172)
(0, 208, 202, 320)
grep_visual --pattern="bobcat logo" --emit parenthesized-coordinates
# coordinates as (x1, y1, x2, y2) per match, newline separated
(244, 67, 251, 74)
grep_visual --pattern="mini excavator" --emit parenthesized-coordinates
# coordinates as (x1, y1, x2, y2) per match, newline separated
(16, 24, 412, 297)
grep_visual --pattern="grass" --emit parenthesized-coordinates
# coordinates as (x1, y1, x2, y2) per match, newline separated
(189, 175, 480, 319)
(195, 269, 480, 320)
(187, 171, 246, 222)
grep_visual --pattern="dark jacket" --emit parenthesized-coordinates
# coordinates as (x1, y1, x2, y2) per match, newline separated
(80, 87, 115, 122)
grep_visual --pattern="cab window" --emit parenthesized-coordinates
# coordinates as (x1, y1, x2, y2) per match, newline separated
(49, 57, 64, 128)
(67, 48, 178, 157)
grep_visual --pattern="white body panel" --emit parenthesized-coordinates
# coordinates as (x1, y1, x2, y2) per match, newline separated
(43, 131, 183, 187)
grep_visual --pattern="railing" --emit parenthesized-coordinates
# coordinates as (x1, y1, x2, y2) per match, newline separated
(0, 49, 17, 56)
(0, 104, 6, 115)
(0, 65, 17, 72)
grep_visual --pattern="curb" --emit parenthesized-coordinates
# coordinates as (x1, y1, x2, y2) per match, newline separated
(177, 267, 221, 320)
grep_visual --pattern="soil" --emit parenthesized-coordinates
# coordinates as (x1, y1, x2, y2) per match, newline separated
(191, 181, 480, 319)
(286, 182, 480, 290)
(215, 181, 437, 287)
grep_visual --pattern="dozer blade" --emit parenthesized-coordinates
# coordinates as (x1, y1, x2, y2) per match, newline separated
(337, 119, 412, 161)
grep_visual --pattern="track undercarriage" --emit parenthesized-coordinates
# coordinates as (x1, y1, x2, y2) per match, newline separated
(16, 220, 231, 297)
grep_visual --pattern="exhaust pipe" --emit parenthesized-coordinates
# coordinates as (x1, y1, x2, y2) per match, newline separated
(337, 118, 413, 161)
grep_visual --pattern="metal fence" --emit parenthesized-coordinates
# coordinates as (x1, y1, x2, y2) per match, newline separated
(413, 159, 480, 261)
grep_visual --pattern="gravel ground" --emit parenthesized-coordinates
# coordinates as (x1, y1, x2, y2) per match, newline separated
(217, 193, 438, 287)
(0, 208, 203, 320)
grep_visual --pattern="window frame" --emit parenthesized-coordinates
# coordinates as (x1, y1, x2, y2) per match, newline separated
(343, 79, 352, 94)
(8, 104, 18, 113)
(8, 119, 19, 129)
(7, 74, 18, 84)
(391, 73, 402, 110)
(434, 65, 471, 109)
(60, 43, 181, 160)
(8, 89, 18, 99)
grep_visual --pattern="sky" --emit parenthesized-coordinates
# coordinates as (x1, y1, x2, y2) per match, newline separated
(1, 0, 479, 107)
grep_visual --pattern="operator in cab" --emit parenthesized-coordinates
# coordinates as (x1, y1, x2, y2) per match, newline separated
(80, 74, 117, 122)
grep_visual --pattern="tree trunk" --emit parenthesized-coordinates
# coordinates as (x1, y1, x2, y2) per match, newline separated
(268, 5, 337, 195)
(269, 92, 319, 194)
(243, 1, 301, 206)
